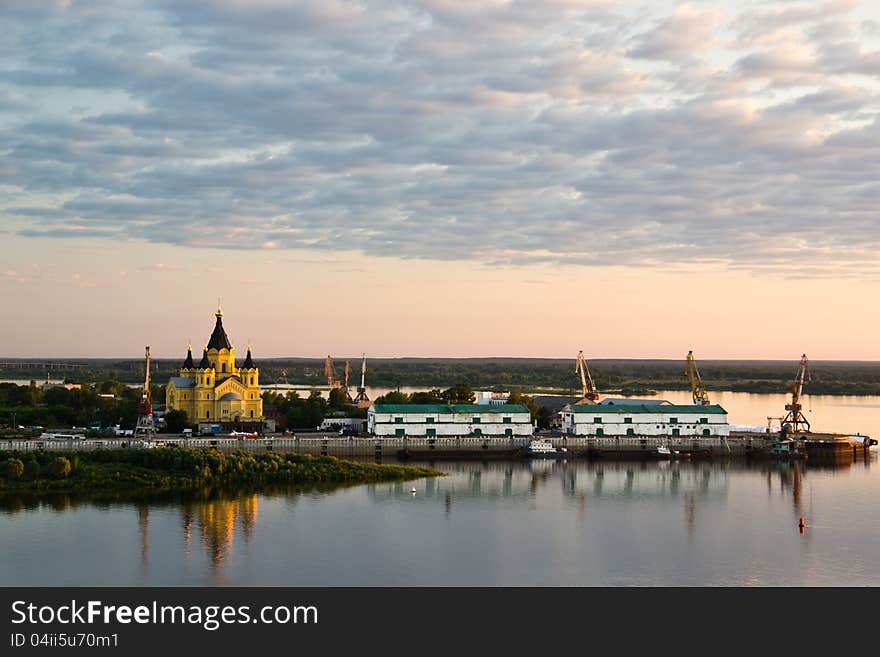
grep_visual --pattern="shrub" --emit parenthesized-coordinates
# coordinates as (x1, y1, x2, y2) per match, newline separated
(3, 458, 24, 480)
(24, 460, 41, 479)
(48, 457, 72, 479)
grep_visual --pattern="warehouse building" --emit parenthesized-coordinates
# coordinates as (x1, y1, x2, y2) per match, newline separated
(368, 404, 533, 437)
(560, 404, 729, 437)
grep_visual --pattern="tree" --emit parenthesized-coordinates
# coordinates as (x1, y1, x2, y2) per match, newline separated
(509, 391, 539, 420)
(24, 459, 40, 479)
(374, 391, 409, 405)
(443, 384, 475, 404)
(164, 409, 189, 433)
(410, 389, 444, 404)
(2, 458, 24, 480)
(328, 387, 350, 409)
(48, 457, 71, 479)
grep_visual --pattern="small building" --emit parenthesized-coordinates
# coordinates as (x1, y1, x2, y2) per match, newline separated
(41, 374, 81, 392)
(319, 417, 367, 433)
(532, 396, 579, 429)
(598, 398, 670, 406)
(560, 403, 729, 437)
(474, 391, 511, 405)
(368, 404, 533, 437)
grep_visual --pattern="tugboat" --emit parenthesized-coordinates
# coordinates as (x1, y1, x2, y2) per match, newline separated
(524, 439, 569, 459)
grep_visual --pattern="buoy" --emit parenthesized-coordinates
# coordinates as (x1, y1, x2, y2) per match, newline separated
(798, 516, 805, 533)
(411, 487, 417, 494)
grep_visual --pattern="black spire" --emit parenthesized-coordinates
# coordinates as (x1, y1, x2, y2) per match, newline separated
(206, 306, 233, 351)
(182, 346, 194, 369)
(198, 348, 211, 369)
(242, 347, 254, 369)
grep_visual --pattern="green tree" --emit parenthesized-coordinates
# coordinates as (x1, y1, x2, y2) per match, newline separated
(374, 391, 409, 405)
(509, 391, 539, 420)
(410, 389, 444, 404)
(443, 384, 475, 404)
(48, 457, 71, 479)
(328, 387, 350, 409)
(2, 458, 24, 480)
(164, 409, 189, 433)
(24, 459, 41, 479)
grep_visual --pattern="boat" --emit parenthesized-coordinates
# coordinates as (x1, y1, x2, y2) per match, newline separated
(654, 444, 712, 460)
(524, 439, 569, 459)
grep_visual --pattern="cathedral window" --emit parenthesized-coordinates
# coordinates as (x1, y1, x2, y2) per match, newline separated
(250, 376, 254, 385)
(222, 363, 227, 373)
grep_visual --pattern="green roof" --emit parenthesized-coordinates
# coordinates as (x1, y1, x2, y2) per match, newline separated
(371, 404, 530, 414)
(569, 404, 727, 415)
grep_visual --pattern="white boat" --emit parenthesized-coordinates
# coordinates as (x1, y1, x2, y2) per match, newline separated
(525, 439, 569, 459)
(655, 445, 673, 458)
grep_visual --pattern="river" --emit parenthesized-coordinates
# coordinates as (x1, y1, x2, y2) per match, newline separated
(1, 390, 878, 586)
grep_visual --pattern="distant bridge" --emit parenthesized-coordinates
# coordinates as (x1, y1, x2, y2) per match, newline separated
(0, 361, 88, 370)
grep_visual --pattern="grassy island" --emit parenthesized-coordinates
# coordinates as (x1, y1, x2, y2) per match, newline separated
(0, 448, 441, 495)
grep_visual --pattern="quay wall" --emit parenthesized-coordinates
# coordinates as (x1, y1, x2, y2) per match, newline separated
(0, 433, 785, 457)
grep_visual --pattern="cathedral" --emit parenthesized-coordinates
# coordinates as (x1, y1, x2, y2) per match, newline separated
(166, 307, 263, 425)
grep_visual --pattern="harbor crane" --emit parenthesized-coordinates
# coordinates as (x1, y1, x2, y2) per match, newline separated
(324, 355, 341, 389)
(354, 354, 371, 408)
(782, 354, 812, 434)
(133, 346, 156, 441)
(684, 350, 710, 405)
(575, 351, 600, 402)
(342, 360, 354, 403)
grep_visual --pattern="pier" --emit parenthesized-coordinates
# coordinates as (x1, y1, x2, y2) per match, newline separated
(1, 432, 874, 460)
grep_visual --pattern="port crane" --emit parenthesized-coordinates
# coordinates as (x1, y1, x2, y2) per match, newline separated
(575, 350, 600, 402)
(342, 360, 354, 402)
(324, 355, 341, 389)
(353, 354, 371, 408)
(133, 346, 156, 440)
(782, 354, 812, 433)
(684, 350, 710, 405)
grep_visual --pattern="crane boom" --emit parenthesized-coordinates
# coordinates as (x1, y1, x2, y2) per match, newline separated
(575, 351, 599, 402)
(782, 354, 812, 433)
(354, 353, 371, 407)
(342, 360, 353, 402)
(684, 350, 710, 405)
(324, 355, 340, 388)
(134, 346, 156, 440)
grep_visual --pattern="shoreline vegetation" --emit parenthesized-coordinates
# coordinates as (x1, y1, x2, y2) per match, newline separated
(4, 358, 880, 396)
(0, 448, 442, 496)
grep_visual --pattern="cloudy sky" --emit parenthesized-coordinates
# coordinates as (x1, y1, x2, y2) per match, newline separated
(2, 0, 880, 359)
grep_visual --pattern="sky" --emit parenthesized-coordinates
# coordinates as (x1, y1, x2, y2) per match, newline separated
(2, 0, 880, 359)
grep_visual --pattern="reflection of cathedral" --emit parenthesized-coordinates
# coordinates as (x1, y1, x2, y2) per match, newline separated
(137, 495, 260, 573)
(196, 496, 259, 568)
(166, 306, 263, 424)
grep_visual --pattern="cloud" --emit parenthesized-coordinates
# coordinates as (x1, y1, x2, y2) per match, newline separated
(628, 4, 722, 61)
(2, 0, 880, 275)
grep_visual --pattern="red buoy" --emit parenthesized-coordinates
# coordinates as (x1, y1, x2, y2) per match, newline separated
(798, 516, 805, 533)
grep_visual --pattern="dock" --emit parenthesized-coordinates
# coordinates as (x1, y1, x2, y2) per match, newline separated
(1, 432, 874, 461)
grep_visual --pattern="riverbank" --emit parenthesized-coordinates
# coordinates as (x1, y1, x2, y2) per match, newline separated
(0, 448, 441, 494)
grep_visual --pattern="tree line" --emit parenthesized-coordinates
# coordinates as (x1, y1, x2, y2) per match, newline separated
(8, 358, 880, 395)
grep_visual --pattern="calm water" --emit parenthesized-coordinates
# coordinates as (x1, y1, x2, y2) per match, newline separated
(1, 391, 878, 586)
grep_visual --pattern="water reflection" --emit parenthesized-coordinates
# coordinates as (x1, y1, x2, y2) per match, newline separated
(0, 453, 876, 585)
